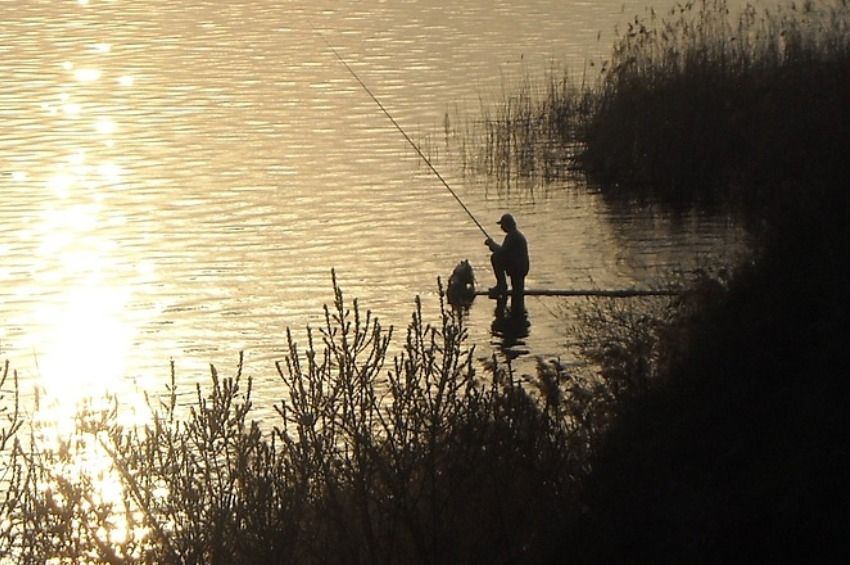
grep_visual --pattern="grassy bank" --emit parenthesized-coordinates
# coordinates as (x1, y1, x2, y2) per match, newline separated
(3, 254, 842, 560)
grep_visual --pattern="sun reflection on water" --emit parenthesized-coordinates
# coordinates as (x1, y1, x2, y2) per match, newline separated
(74, 68, 103, 83)
(38, 285, 132, 398)
(26, 184, 154, 438)
(7, 2, 161, 544)
(28, 158, 153, 417)
(24, 181, 156, 553)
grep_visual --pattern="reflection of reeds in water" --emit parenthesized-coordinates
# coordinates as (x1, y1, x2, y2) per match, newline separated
(446, 69, 593, 193)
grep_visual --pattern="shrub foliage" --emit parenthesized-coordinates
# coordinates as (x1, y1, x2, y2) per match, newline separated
(0, 275, 630, 563)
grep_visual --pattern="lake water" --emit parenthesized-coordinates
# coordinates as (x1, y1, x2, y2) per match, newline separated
(0, 0, 764, 419)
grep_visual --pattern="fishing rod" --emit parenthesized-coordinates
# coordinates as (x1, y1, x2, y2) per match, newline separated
(310, 21, 492, 241)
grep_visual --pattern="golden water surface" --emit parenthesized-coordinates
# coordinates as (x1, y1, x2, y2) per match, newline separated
(0, 0, 760, 428)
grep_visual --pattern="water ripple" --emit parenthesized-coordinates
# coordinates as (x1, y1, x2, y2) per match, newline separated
(0, 0, 751, 405)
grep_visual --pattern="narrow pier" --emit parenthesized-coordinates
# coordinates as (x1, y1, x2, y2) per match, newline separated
(474, 289, 683, 298)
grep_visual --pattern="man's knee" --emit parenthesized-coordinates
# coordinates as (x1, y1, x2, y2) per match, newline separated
(490, 253, 500, 269)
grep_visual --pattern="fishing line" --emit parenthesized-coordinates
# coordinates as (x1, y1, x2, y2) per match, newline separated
(309, 19, 492, 240)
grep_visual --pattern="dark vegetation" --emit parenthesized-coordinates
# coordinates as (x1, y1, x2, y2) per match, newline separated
(566, 203, 849, 561)
(581, 0, 850, 206)
(456, 0, 850, 208)
(456, 0, 850, 559)
(492, 0, 848, 560)
(575, 1, 850, 560)
(2, 0, 849, 561)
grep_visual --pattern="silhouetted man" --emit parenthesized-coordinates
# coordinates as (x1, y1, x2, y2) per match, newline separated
(485, 213, 529, 302)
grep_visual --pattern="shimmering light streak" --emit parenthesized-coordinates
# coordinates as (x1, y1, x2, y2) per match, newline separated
(74, 68, 102, 82)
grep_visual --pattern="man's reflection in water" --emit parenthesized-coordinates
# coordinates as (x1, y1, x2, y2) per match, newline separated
(490, 294, 530, 362)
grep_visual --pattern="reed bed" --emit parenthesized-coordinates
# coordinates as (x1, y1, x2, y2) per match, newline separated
(454, 0, 850, 207)
(583, 0, 850, 204)
(446, 69, 592, 193)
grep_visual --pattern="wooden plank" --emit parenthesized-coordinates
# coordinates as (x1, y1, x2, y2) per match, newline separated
(473, 289, 683, 298)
